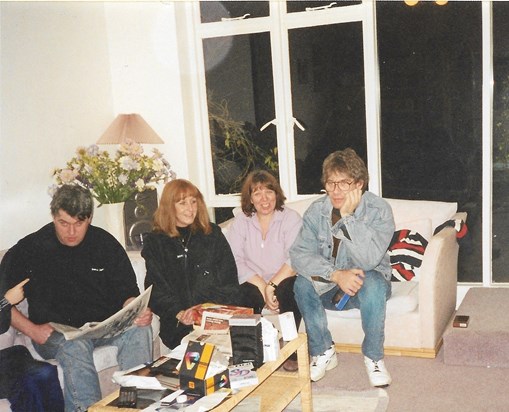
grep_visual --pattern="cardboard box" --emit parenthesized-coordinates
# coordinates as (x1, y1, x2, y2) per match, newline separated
(179, 341, 230, 396)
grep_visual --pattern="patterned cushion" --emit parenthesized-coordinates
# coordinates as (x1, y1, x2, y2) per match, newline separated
(388, 229, 428, 281)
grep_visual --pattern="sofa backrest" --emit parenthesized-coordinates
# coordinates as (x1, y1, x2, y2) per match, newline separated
(222, 195, 457, 243)
(385, 198, 457, 241)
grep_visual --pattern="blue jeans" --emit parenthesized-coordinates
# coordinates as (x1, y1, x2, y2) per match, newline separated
(1, 345, 64, 412)
(34, 326, 153, 412)
(294, 270, 391, 360)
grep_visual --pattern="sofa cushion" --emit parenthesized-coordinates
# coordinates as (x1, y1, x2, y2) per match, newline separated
(388, 229, 428, 281)
(385, 198, 457, 232)
(0, 326, 15, 350)
(395, 218, 432, 241)
(325, 281, 419, 319)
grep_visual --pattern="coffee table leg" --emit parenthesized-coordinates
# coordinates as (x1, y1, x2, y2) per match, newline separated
(297, 337, 313, 412)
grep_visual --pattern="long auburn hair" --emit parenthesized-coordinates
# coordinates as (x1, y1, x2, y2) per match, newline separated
(153, 179, 212, 237)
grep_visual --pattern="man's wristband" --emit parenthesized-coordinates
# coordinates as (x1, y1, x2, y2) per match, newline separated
(267, 281, 278, 290)
(0, 297, 12, 312)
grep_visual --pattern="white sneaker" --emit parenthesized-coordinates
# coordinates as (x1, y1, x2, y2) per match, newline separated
(364, 356, 392, 387)
(310, 345, 338, 382)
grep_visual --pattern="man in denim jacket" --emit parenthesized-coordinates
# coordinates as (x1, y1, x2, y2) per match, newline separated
(290, 149, 395, 386)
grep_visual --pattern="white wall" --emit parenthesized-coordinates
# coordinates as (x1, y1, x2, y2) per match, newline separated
(0, 1, 188, 250)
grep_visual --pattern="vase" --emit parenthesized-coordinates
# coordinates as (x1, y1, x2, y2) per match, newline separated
(93, 201, 126, 248)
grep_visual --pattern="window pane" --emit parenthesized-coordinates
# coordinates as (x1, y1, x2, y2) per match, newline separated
(204, 33, 278, 195)
(377, 1, 482, 283)
(200, 1, 269, 24)
(289, 22, 366, 194)
(213, 207, 234, 225)
(286, 1, 361, 14)
(493, 2, 509, 283)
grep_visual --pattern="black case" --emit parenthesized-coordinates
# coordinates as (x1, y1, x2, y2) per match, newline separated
(230, 323, 264, 369)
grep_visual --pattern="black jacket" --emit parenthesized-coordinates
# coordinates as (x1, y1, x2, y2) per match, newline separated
(142, 223, 242, 348)
(0, 250, 13, 334)
(2, 223, 139, 327)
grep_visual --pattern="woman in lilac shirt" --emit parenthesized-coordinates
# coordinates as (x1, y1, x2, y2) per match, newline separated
(226, 170, 302, 370)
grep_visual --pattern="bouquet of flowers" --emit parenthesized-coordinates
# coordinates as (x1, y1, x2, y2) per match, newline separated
(53, 140, 176, 204)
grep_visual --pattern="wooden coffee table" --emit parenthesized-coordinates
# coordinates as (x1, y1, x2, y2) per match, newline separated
(89, 333, 312, 412)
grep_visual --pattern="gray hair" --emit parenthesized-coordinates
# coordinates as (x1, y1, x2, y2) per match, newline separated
(50, 185, 94, 220)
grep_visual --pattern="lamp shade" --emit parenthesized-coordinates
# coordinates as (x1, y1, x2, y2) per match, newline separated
(97, 114, 164, 144)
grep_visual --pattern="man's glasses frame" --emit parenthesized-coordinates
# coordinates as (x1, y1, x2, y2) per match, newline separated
(324, 180, 355, 192)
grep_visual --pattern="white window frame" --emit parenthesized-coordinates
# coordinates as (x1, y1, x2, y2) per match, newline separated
(176, 1, 498, 288)
(179, 0, 381, 209)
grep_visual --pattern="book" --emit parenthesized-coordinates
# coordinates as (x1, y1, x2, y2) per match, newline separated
(189, 303, 254, 327)
(453, 315, 470, 328)
(181, 329, 233, 357)
(126, 355, 181, 390)
(228, 314, 261, 327)
(50, 286, 152, 340)
(228, 362, 259, 390)
(200, 311, 232, 334)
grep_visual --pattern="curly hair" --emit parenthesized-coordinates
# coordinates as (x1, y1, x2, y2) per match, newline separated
(321, 148, 369, 191)
(50, 185, 93, 220)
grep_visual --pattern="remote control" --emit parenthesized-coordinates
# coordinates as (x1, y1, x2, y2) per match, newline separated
(117, 386, 137, 408)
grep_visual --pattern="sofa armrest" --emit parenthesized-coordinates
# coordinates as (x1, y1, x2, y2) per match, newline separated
(418, 226, 459, 347)
(453, 211, 467, 222)
(219, 218, 234, 235)
(0, 326, 16, 350)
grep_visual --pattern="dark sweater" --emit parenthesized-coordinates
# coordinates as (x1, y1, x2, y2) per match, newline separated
(142, 223, 242, 348)
(2, 223, 140, 327)
(0, 250, 13, 334)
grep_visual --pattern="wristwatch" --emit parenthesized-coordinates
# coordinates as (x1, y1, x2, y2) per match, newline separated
(268, 281, 278, 290)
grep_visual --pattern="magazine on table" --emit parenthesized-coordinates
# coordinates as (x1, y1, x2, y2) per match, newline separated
(190, 303, 253, 327)
(181, 329, 233, 357)
(50, 286, 152, 340)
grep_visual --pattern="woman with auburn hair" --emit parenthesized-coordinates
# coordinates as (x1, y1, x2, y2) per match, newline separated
(226, 170, 303, 371)
(143, 179, 242, 349)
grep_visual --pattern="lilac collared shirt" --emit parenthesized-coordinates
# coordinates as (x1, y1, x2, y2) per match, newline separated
(226, 207, 303, 284)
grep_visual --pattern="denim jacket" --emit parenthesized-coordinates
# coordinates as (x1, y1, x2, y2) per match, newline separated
(289, 192, 395, 295)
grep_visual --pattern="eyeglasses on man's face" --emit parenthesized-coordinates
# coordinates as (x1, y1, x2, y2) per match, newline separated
(324, 180, 355, 192)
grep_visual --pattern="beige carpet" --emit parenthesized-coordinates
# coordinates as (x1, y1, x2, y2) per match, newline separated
(285, 389, 389, 412)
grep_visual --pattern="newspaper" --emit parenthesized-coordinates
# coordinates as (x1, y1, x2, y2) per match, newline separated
(200, 310, 232, 334)
(181, 329, 233, 357)
(50, 285, 152, 340)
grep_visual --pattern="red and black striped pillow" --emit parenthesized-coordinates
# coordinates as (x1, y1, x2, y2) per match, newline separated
(388, 229, 428, 281)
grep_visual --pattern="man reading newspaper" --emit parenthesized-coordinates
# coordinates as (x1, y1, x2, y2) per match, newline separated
(1, 185, 153, 412)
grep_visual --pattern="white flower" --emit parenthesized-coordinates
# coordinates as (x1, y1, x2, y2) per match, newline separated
(135, 179, 145, 190)
(119, 140, 143, 156)
(58, 169, 78, 183)
(84, 164, 93, 174)
(118, 174, 129, 185)
(119, 156, 140, 171)
(86, 145, 99, 156)
(53, 141, 175, 204)
(152, 158, 164, 172)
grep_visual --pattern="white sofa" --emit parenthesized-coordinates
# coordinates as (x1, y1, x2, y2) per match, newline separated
(222, 195, 465, 358)
(0, 250, 160, 410)
(0, 195, 463, 408)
